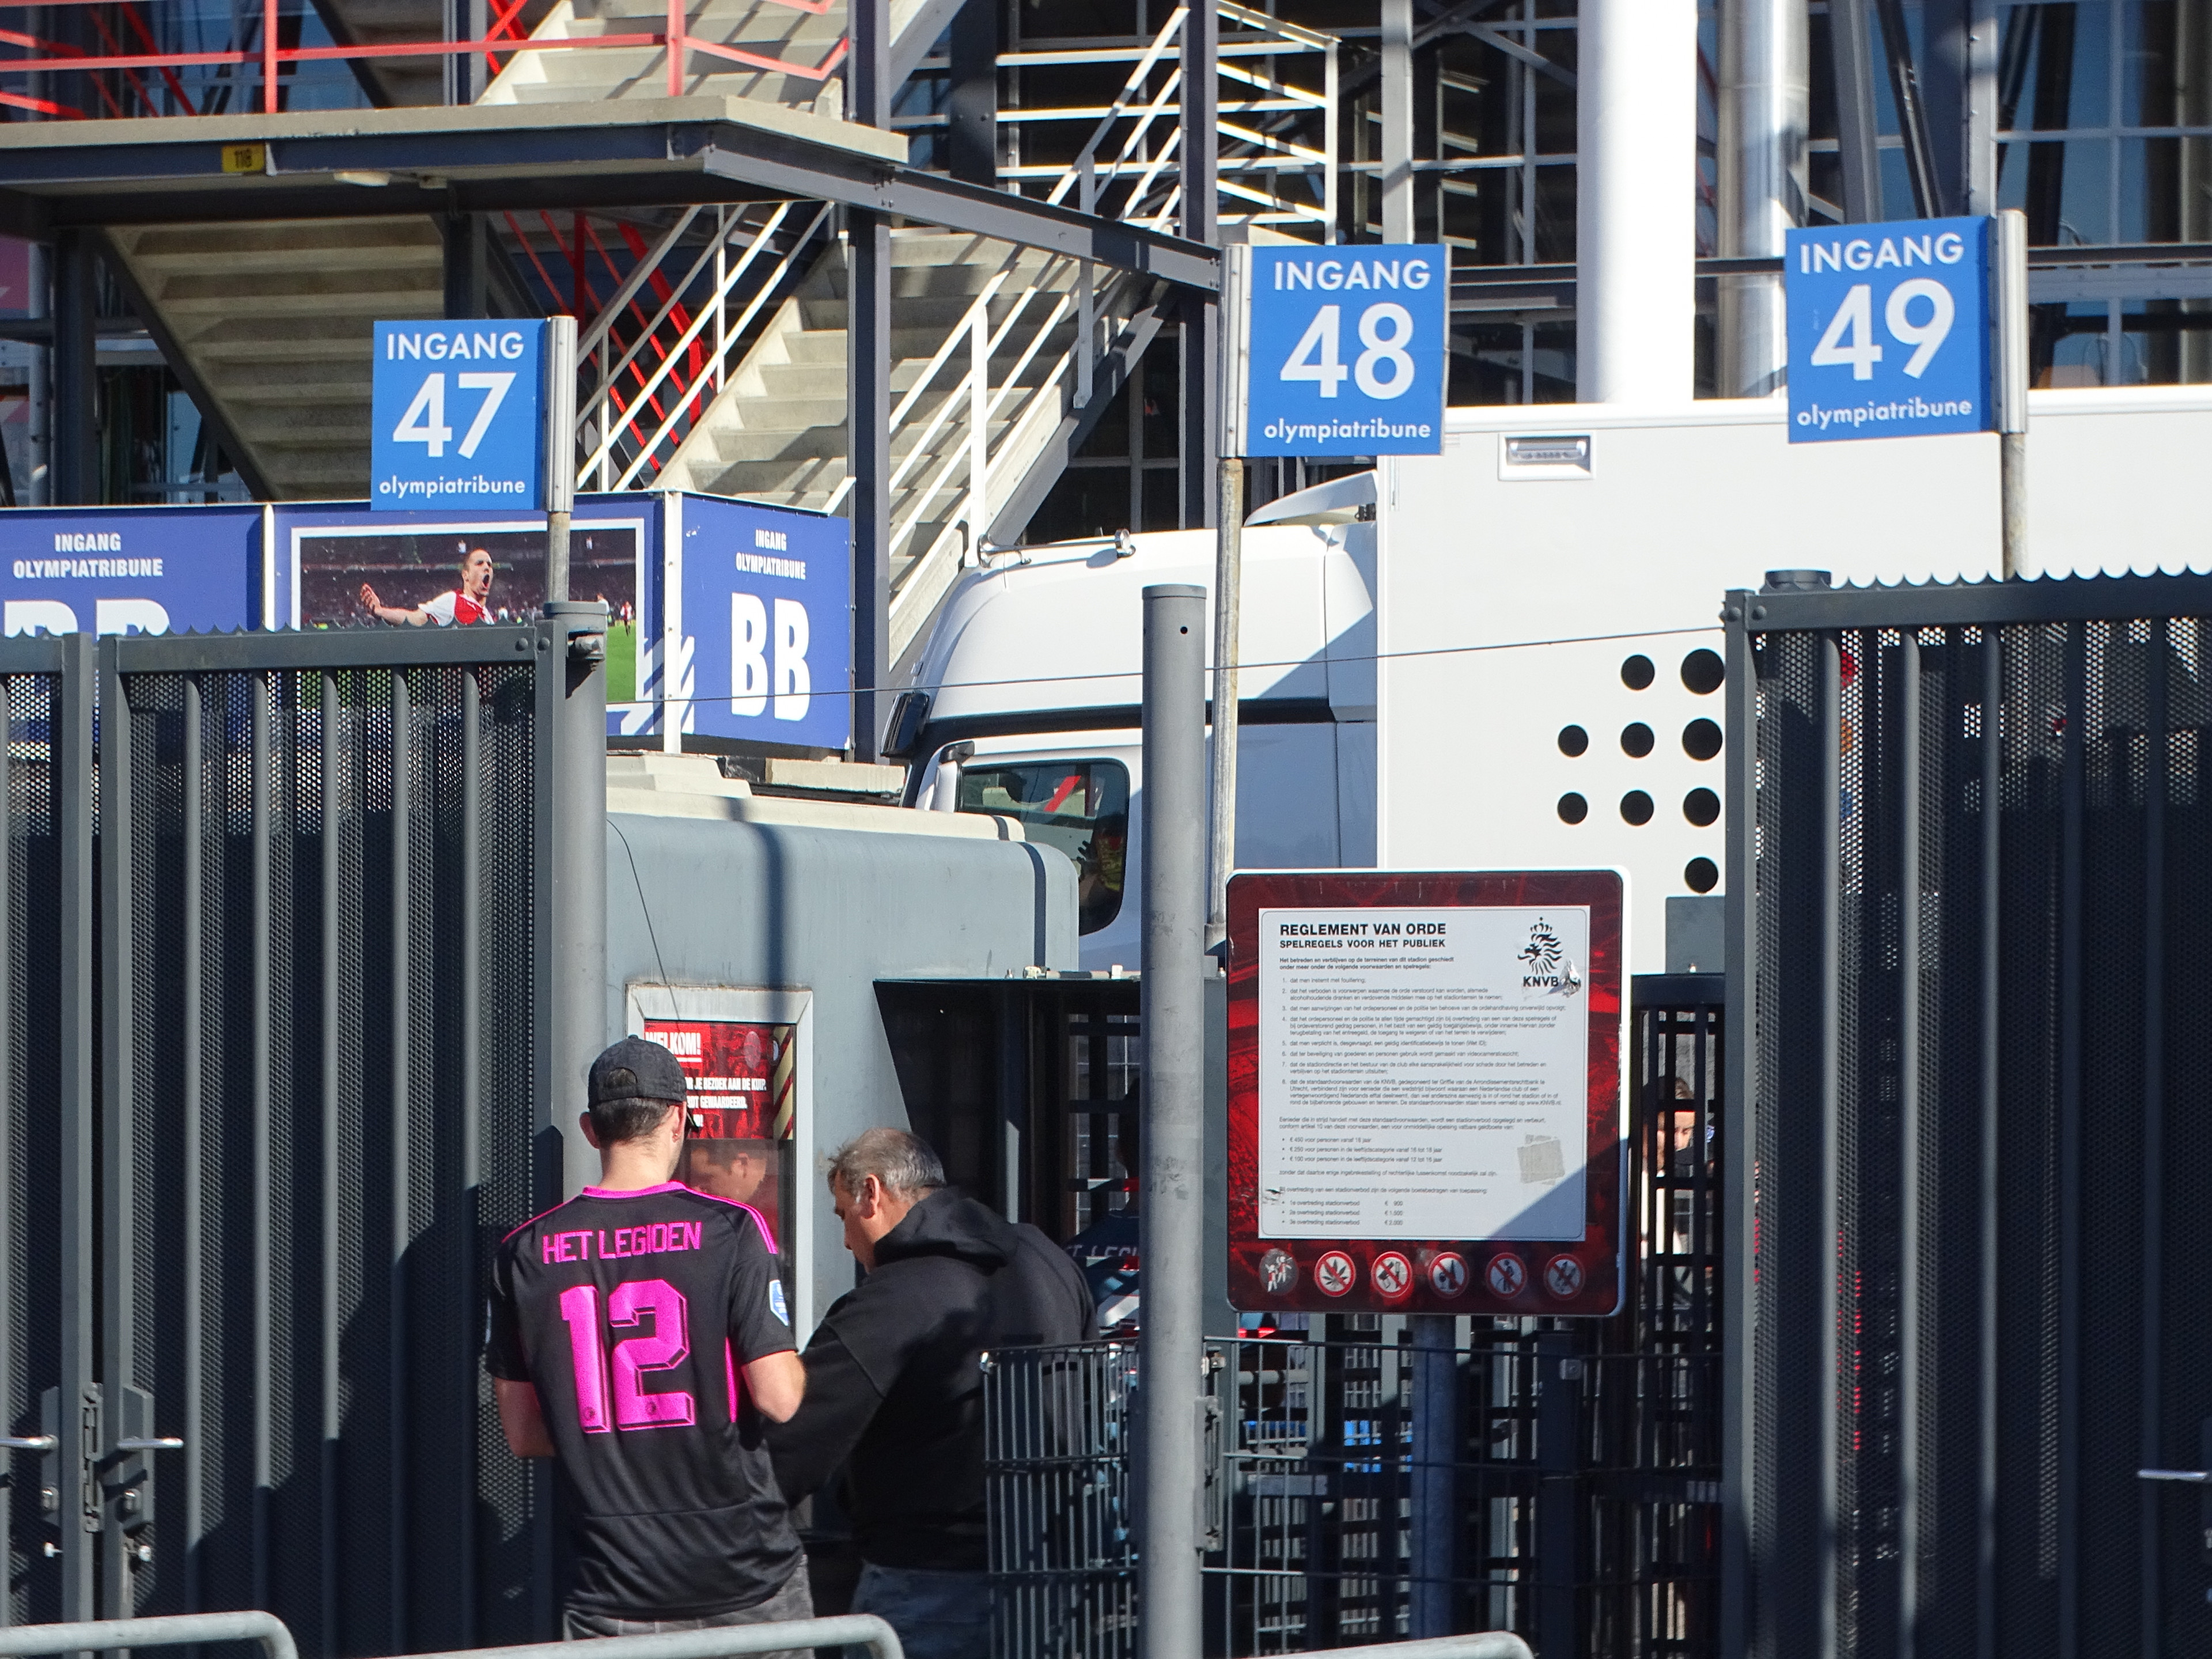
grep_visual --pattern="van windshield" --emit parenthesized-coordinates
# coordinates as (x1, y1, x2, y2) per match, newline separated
(957, 760, 1130, 934)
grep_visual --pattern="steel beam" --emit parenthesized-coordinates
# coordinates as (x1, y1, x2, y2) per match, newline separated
(1177, 0, 1218, 527)
(50, 228, 94, 505)
(946, 0, 997, 189)
(1827, 0, 1883, 221)
(0, 110, 1220, 289)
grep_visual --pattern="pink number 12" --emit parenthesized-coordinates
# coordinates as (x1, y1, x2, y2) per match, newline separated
(557, 1279, 696, 1433)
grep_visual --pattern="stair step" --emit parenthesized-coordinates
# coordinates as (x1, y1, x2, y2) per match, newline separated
(147, 268, 442, 312)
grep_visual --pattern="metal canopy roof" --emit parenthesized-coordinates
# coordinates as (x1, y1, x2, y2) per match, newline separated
(0, 95, 1222, 290)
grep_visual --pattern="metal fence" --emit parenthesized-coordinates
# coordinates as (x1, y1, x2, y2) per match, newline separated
(984, 978, 1722, 1659)
(1721, 573, 2212, 1659)
(0, 615, 607, 1652)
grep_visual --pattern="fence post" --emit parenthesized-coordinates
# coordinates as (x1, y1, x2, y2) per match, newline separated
(55, 634, 96, 1627)
(1409, 1317, 1457, 1637)
(1138, 584, 1207, 1659)
(535, 603, 611, 1203)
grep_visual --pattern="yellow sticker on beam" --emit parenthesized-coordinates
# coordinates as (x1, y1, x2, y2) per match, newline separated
(219, 143, 266, 175)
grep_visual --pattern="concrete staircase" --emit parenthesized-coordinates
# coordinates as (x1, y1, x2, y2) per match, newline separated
(103, 0, 945, 500)
(656, 229, 1145, 654)
(107, 217, 445, 499)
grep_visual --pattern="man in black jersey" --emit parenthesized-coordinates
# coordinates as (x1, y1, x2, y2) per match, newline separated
(486, 1036, 810, 1643)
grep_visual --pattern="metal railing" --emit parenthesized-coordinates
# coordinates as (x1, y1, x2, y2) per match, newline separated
(0, 0, 843, 121)
(574, 200, 835, 494)
(821, 246, 1150, 635)
(0, 1613, 295, 1659)
(992, 3, 1338, 237)
(0, 1612, 903, 1659)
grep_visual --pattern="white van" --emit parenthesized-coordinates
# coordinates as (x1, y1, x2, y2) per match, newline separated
(892, 389, 2212, 973)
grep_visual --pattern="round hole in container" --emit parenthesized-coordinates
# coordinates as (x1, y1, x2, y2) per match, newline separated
(1680, 649, 1725, 695)
(1684, 857, 1719, 894)
(1556, 792, 1589, 825)
(1620, 789, 1654, 826)
(1683, 787, 1720, 827)
(1620, 653, 1656, 691)
(1683, 718, 1722, 760)
(1557, 724, 1589, 757)
(1620, 721, 1654, 758)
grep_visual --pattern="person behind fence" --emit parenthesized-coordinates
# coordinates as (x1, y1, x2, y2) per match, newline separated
(768, 1127, 1096, 1659)
(485, 1036, 812, 1644)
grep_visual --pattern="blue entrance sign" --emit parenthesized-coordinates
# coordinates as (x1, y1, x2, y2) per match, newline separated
(673, 495, 851, 752)
(1786, 217, 1992, 443)
(0, 505, 264, 634)
(371, 320, 547, 509)
(1236, 245, 1446, 458)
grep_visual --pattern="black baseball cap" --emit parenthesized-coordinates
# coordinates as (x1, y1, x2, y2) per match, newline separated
(588, 1036, 688, 1108)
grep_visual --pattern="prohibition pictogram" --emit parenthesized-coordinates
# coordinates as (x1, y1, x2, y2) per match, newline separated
(1371, 1251, 1412, 1298)
(1427, 1252, 1469, 1297)
(1261, 1248, 1298, 1295)
(1315, 1250, 1357, 1297)
(1543, 1253, 1585, 1299)
(1486, 1252, 1528, 1298)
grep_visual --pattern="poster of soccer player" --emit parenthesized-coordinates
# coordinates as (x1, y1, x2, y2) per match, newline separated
(284, 507, 645, 703)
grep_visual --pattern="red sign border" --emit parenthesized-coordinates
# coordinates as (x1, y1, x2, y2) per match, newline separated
(1226, 869, 1626, 1317)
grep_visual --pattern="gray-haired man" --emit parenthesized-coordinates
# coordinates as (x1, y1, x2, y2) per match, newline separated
(768, 1128, 1094, 1659)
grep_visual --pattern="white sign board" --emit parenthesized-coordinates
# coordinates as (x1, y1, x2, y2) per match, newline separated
(1255, 904, 1592, 1242)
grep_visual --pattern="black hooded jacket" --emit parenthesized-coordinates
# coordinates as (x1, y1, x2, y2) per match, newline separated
(767, 1188, 1096, 1570)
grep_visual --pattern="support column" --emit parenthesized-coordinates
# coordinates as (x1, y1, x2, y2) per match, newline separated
(1137, 583, 1207, 1659)
(1380, 0, 1414, 244)
(444, 0, 487, 104)
(947, 0, 998, 188)
(1919, 0, 2000, 217)
(26, 240, 50, 506)
(1574, 0, 1697, 403)
(849, 0, 893, 759)
(51, 229, 98, 506)
(1179, 0, 1217, 530)
(1827, 0, 1883, 222)
(1715, 0, 1806, 398)
(444, 213, 488, 320)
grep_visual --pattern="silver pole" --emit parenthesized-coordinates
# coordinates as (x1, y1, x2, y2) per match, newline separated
(1138, 582, 1208, 1659)
(1993, 210, 2030, 578)
(1205, 462, 1242, 950)
(543, 315, 579, 605)
(1715, 0, 1808, 398)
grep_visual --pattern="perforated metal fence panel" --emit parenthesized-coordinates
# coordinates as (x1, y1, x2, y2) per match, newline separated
(0, 618, 608, 1655)
(1721, 574, 2212, 1659)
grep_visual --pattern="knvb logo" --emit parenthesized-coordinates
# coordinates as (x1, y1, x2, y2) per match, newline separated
(1517, 918, 1583, 997)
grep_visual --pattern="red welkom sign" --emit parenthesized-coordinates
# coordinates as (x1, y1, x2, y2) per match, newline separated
(1226, 870, 1627, 1317)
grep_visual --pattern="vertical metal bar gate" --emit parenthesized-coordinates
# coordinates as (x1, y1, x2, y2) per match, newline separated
(1722, 571, 2212, 1659)
(0, 615, 608, 1654)
(984, 979, 1725, 1659)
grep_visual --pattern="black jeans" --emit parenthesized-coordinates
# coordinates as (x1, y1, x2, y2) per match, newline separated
(565, 1559, 814, 1659)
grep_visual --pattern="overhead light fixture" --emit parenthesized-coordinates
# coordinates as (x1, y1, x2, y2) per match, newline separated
(333, 169, 392, 188)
